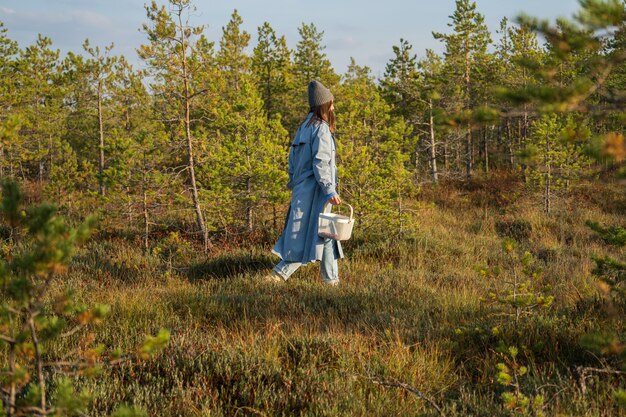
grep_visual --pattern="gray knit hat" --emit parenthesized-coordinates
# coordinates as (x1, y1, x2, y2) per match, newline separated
(308, 80, 334, 108)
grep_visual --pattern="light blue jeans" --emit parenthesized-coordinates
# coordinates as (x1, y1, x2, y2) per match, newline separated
(273, 238, 339, 283)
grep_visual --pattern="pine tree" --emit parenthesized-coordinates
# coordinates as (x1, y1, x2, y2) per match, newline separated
(130, 126, 173, 251)
(0, 22, 18, 142)
(82, 40, 117, 197)
(63, 50, 98, 190)
(106, 56, 173, 238)
(138, 0, 211, 252)
(380, 40, 432, 183)
(495, 18, 544, 168)
(598, 21, 626, 123)
(417, 50, 445, 182)
(202, 11, 289, 234)
(337, 59, 413, 236)
(433, 0, 491, 178)
(499, 0, 625, 115)
(508, 20, 542, 139)
(252, 22, 293, 122)
(496, 0, 625, 183)
(0, 116, 24, 181)
(14, 35, 66, 186)
(0, 179, 96, 416)
(289, 23, 339, 134)
(62, 41, 119, 202)
(217, 9, 251, 92)
(380, 38, 420, 123)
(293, 23, 338, 87)
(0, 22, 19, 182)
(520, 114, 593, 213)
(45, 140, 85, 208)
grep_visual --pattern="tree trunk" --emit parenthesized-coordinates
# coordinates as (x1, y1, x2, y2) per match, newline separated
(8, 341, 16, 417)
(465, 124, 472, 179)
(522, 106, 528, 144)
(38, 158, 44, 185)
(544, 171, 551, 214)
(143, 189, 149, 252)
(265, 69, 272, 120)
(247, 176, 253, 232)
(142, 154, 149, 253)
(483, 126, 489, 174)
(0, 139, 4, 179)
(506, 119, 514, 168)
(398, 193, 403, 235)
(9, 151, 15, 179)
(98, 79, 105, 197)
(544, 137, 551, 214)
(443, 140, 449, 174)
(428, 100, 438, 182)
(48, 133, 54, 189)
(179, 11, 209, 253)
(184, 87, 209, 253)
(414, 135, 420, 182)
(38, 138, 44, 185)
(28, 315, 46, 415)
(126, 183, 133, 228)
(455, 132, 461, 172)
(464, 47, 472, 179)
(125, 98, 131, 131)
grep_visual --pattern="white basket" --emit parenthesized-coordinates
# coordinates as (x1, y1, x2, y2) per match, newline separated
(318, 202, 355, 241)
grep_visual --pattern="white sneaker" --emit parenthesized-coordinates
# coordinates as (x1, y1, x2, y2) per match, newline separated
(325, 280, 339, 286)
(263, 272, 284, 283)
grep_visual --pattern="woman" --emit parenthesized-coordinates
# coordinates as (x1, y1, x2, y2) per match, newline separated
(268, 80, 343, 284)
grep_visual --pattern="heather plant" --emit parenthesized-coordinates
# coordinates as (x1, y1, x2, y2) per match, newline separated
(0, 180, 169, 416)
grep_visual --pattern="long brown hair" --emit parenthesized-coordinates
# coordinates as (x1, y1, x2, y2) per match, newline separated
(306, 100, 336, 133)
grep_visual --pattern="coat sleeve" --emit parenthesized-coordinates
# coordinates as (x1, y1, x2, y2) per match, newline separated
(311, 125, 336, 196)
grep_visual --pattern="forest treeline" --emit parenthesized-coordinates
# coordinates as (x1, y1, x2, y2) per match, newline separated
(0, 0, 624, 251)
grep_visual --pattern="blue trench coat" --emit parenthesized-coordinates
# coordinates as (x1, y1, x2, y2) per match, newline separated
(272, 113, 344, 263)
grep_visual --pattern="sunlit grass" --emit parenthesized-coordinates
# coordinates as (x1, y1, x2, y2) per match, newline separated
(30, 178, 626, 416)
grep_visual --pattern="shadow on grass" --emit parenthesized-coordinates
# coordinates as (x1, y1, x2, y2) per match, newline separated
(166, 276, 609, 373)
(166, 278, 432, 345)
(70, 240, 159, 283)
(184, 250, 276, 281)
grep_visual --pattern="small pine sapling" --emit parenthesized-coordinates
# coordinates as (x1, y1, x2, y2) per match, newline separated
(480, 239, 554, 325)
(578, 218, 626, 410)
(495, 345, 545, 416)
(586, 220, 626, 247)
(152, 231, 193, 275)
(586, 220, 626, 304)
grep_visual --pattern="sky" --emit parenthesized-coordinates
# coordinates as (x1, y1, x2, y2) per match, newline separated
(1, 0, 581, 78)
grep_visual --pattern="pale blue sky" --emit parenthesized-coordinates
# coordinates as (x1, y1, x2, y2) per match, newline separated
(1, 0, 581, 77)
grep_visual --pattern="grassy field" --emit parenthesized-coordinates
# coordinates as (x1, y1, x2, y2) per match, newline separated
(40, 174, 626, 416)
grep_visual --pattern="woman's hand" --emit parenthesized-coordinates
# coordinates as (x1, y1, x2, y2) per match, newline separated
(328, 195, 341, 205)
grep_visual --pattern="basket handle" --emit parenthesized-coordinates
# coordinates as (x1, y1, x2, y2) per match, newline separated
(322, 201, 353, 221)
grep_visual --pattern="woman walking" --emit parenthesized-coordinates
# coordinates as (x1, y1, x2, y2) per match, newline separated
(268, 80, 343, 284)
